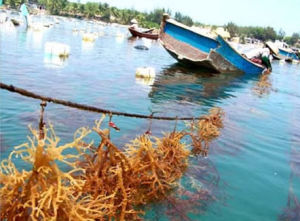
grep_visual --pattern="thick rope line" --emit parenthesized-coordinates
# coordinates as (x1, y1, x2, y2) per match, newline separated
(0, 82, 204, 121)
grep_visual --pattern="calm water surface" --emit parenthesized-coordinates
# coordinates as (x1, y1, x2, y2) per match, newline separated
(1, 17, 300, 221)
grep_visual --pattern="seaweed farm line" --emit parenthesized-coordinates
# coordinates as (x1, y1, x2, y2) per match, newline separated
(1, 16, 300, 221)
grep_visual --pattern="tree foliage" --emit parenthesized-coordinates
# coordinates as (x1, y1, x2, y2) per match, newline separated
(225, 22, 282, 42)
(278, 28, 286, 41)
(3, 0, 22, 8)
(3, 0, 299, 45)
(174, 11, 193, 26)
(37, 0, 67, 15)
(284, 33, 300, 46)
(225, 22, 239, 37)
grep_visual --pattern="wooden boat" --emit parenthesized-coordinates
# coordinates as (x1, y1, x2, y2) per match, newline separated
(128, 27, 159, 40)
(159, 14, 265, 74)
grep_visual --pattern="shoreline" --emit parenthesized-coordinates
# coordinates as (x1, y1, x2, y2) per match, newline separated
(1, 4, 131, 26)
(1, 7, 131, 29)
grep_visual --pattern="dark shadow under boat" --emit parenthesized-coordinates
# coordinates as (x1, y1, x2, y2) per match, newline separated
(159, 14, 265, 75)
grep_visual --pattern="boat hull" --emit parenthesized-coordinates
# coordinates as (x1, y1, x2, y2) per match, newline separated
(128, 27, 158, 40)
(160, 19, 240, 73)
(159, 15, 264, 74)
(278, 48, 299, 61)
(215, 35, 265, 74)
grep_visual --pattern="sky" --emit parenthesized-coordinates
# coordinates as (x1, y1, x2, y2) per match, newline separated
(79, 0, 300, 36)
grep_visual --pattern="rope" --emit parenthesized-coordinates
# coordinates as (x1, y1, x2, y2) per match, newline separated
(0, 82, 205, 121)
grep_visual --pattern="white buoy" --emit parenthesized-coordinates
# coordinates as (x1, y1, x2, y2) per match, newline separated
(135, 77, 155, 86)
(135, 67, 156, 78)
(0, 12, 7, 23)
(82, 32, 97, 42)
(1, 20, 15, 32)
(45, 42, 70, 57)
(29, 22, 44, 32)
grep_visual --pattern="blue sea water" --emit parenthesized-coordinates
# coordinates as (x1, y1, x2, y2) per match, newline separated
(1, 16, 300, 221)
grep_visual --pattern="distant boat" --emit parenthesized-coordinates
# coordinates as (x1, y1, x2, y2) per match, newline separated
(159, 14, 265, 74)
(10, 18, 20, 26)
(265, 41, 281, 60)
(278, 48, 299, 62)
(274, 40, 299, 62)
(128, 27, 159, 40)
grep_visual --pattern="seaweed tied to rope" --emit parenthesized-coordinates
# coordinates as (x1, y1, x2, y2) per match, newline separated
(0, 107, 225, 220)
(186, 107, 224, 156)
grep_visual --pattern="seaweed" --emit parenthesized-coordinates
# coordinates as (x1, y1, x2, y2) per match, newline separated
(164, 157, 223, 221)
(146, 157, 223, 221)
(82, 116, 190, 220)
(0, 107, 225, 220)
(0, 124, 113, 220)
(187, 107, 224, 156)
(253, 72, 273, 96)
(279, 133, 300, 221)
(279, 173, 300, 221)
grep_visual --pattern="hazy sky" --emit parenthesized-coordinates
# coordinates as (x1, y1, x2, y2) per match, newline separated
(80, 0, 300, 36)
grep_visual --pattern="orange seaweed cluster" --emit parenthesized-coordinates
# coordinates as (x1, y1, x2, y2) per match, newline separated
(188, 107, 224, 156)
(82, 116, 190, 220)
(0, 108, 224, 220)
(0, 125, 111, 220)
(253, 72, 272, 96)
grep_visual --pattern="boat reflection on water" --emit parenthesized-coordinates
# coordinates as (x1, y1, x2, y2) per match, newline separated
(149, 64, 258, 107)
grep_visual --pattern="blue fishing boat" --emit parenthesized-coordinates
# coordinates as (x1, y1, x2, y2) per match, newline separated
(278, 48, 299, 61)
(159, 14, 265, 74)
(274, 41, 299, 62)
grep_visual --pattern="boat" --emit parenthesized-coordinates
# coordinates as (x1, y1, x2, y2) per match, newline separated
(159, 14, 265, 74)
(278, 48, 299, 62)
(274, 40, 299, 62)
(128, 27, 159, 40)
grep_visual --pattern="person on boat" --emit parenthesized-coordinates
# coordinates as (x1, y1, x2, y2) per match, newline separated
(130, 18, 139, 29)
(261, 47, 272, 72)
(244, 47, 272, 72)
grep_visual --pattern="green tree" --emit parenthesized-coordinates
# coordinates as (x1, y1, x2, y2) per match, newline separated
(174, 11, 183, 21)
(38, 0, 67, 15)
(174, 11, 193, 26)
(264, 26, 277, 41)
(84, 2, 99, 18)
(4, 0, 22, 8)
(277, 28, 285, 40)
(225, 22, 239, 37)
(147, 8, 165, 24)
(285, 33, 300, 46)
